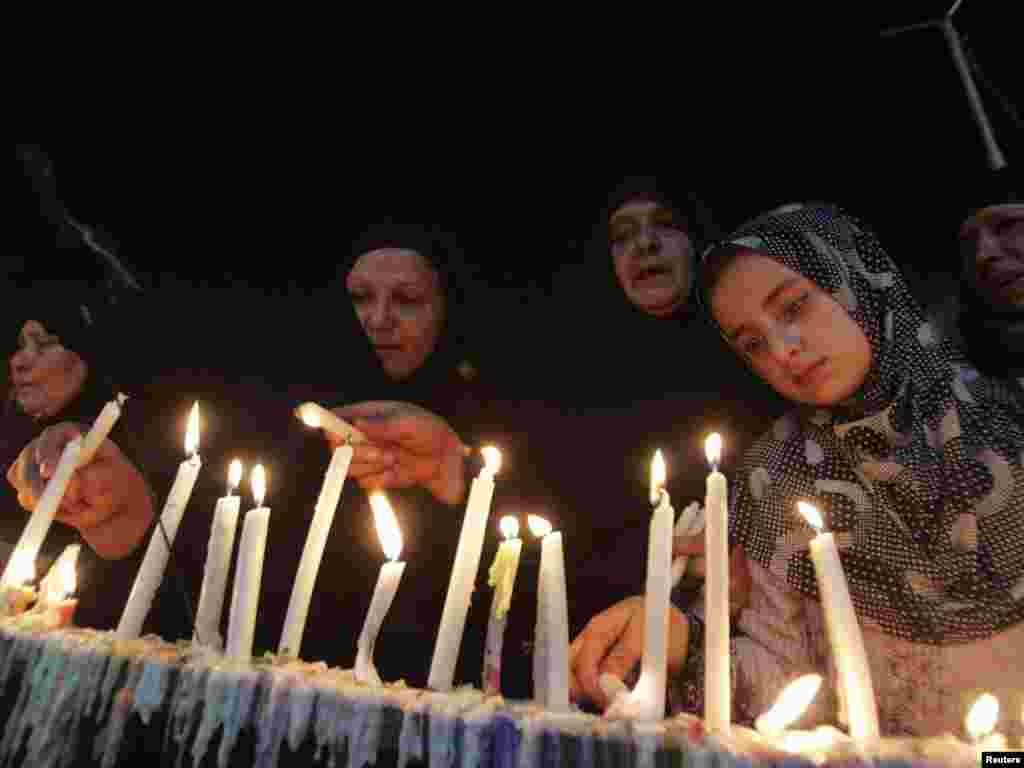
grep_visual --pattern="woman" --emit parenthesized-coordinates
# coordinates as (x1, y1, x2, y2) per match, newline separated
(3, 281, 199, 640)
(953, 203, 1024, 383)
(672, 203, 1023, 736)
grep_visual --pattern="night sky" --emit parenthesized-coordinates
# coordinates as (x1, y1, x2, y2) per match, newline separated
(5, 5, 1021, 692)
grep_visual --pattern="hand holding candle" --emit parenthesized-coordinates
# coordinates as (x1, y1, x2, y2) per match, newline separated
(78, 392, 128, 466)
(226, 464, 271, 660)
(606, 450, 674, 721)
(36, 543, 80, 629)
(116, 403, 202, 639)
(483, 515, 522, 696)
(355, 492, 406, 686)
(704, 433, 731, 734)
(798, 501, 880, 744)
(193, 459, 243, 649)
(429, 446, 501, 691)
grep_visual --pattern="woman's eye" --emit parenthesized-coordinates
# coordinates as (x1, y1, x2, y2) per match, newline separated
(349, 292, 369, 304)
(781, 294, 808, 321)
(396, 294, 424, 306)
(741, 336, 765, 357)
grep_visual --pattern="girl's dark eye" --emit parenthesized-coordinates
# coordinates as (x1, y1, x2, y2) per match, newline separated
(395, 294, 424, 306)
(741, 336, 766, 357)
(349, 292, 369, 305)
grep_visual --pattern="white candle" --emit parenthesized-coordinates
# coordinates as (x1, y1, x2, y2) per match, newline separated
(116, 403, 202, 639)
(78, 392, 128, 466)
(279, 443, 353, 656)
(428, 446, 502, 691)
(483, 515, 522, 696)
(193, 459, 243, 648)
(295, 402, 367, 444)
(355, 492, 406, 686)
(799, 501, 880, 744)
(226, 464, 271, 659)
(704, 433, 731, 734)
(529, 514, 570, 712)
(607, 450, 674, 721)
(0, 437, 82, 588)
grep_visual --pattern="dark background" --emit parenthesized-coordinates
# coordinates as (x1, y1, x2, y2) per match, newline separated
(6, 4, 1021, 694)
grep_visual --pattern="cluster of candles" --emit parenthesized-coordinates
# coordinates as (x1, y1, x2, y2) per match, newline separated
(1, 393, 1021, 754)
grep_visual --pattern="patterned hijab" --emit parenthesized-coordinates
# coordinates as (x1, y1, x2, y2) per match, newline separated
(702, 203, 1024, 644)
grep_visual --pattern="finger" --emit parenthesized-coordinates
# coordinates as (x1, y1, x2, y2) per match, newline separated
(352, 417, 422, 444)
(332, 402, 400, 423)
(573, 609, 630, 707)
(347, 457, 399, 480)
(354, 469, 408, 491)
(349, 445, 397, 465)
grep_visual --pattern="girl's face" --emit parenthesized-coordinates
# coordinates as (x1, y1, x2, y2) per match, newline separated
(346, 248, 446, 381)
(9, 320, 88, 420)
(961, 204, 1024, 311)
(610, 200, 694, 317)
(711, 252, 873, 406)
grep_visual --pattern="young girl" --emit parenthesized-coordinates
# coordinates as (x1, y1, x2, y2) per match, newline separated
(684, 203, 1024, 736)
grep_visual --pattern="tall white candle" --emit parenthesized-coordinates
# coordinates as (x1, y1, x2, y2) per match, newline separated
(78, 392, 128, 466)
(608, 451, 674, 721)
(0, 437, 82, 587)
(295, 402, 367, 444)
(428, 446, 502, 691)
(279, 443, 353, 656)
(226, 464, 271, 660)
(483, 515, 522, 696)
(529, 514, 570, 712)
(798, 502, 880, 744)
(355, 492, 406, 686)
(116, 404, 202, 639)
(704, 433, 731, 734)
(193, 459, 243, 648)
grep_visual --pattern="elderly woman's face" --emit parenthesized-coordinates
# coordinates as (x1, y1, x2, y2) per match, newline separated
(9, 320, 89, 420)
(962, 204, 1024, 311)
(610, 200, 694, 317)
(346, 248, 446, 380)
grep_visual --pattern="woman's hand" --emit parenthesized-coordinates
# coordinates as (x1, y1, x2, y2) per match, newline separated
(569, 596, 690, 710)
(6, 422, 154, 557)
(330, 401, 468, 505)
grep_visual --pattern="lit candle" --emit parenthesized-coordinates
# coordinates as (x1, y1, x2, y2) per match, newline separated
(354, 492, 406, 686)
(295, 402, 367, 444)
(798, 501, 880, 744)
(704, 433, 731, 734)
(226, 464, 271, 659)
(967, 693, 1007, 753)
(483, 515, 522, 696)
(755, 674, 823, 737)
(529, 514, 570, 712)
(428, 446, 502, 691)
(193, 459, 243, 648)
(37, 543, 80, 629)
(116, 403, 202, 639)
(78, 392, 128, 466)
(1, 551, 37, 617)
(0, 437, 82, 588)
(279, 439, 354, 656)
(606, 450, 674, 721)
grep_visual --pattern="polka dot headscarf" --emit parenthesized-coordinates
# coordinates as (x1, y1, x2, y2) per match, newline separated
(703, 203, 1024, 644)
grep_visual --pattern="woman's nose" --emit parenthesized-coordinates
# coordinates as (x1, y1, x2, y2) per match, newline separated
(634, 224, 659, 254)
(974, 229, 1003, 277)
(771, 327, 803, 364)
(367, 298, 395, 329)
(10, 348, 34, 373)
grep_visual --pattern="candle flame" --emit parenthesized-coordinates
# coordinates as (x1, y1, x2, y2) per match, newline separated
(7, 550, 35, 586)
(500, 515, 520, 540)
(966, 693, 999, 740)
(650, 449, 667, 506)
(370, 492, 403, 561)
(797, 502, 824, 532)
(251, 464, 267, 507)
(228, 459, 243, 491)
(527, 514, 552, 538)
(185, 402, 201, 456)
(298, 403, 321, 429)
(481, 445, 502, 475)
(704, 433, 723, 467)
(41, 544, 80, 600)
(757, 674, 823, 734)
